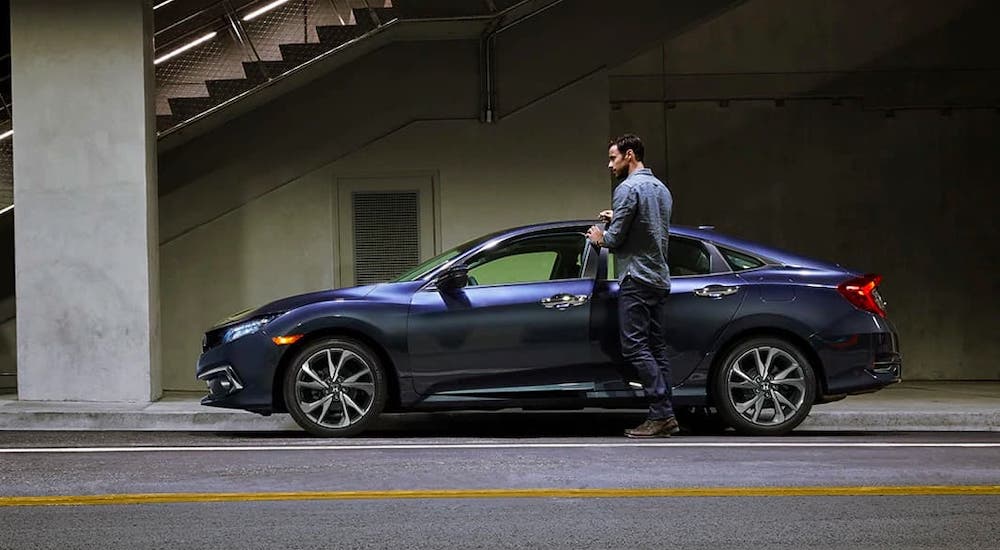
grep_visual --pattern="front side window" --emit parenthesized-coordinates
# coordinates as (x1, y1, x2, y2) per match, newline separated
(466, 233, 585, 286)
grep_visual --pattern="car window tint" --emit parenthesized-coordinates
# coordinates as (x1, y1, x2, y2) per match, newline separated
(670, 238, 711, 276)
(469, 252, 557, 285)
(467, 233, 584, 286)
(719, 247, 765, 271)
(606, 237, 711, 278)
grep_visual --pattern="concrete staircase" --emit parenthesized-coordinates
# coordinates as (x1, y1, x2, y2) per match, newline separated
(156, 1, 522, 133)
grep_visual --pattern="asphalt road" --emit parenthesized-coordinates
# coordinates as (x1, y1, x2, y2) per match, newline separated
(1, 418, 998, 549)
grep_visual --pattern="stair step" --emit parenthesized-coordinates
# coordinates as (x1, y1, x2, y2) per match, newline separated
(371, 7, 403, 23)
(352, 7, 401, 30)
(205, 78, 257, 102)
(241, 60, 298, 83)
(158, 2, 487, 132)
(390, 0, 491, 18)
(167, 96, 221, 121)
(156, 114, 177, 133)
(279, 42, 337, 64)
(315, 24, 364, 47)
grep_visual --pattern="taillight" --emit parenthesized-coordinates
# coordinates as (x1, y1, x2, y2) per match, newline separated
(837, 274, 887, 317)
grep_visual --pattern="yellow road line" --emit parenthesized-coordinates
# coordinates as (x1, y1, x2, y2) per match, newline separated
(3, 486, 1000, 507)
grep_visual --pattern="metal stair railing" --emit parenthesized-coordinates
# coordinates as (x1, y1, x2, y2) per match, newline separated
(154, 1, 373, 131)
(153, 0, 408, 134)
(153, 0, 523, 135)
(0, 0, 539, 199)
(0, 59, 12, 212)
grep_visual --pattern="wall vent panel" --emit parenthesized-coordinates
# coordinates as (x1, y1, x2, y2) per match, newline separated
(352, 191, 420, 285)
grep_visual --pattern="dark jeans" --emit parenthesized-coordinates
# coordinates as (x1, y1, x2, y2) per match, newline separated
(618, 276, 674, 420)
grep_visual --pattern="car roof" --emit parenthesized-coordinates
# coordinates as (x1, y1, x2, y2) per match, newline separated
(497, 220, 844, 271)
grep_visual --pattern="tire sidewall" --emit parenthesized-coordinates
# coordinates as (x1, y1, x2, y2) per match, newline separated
(713, 337, 816, 436)
(282, 337, 387, 437)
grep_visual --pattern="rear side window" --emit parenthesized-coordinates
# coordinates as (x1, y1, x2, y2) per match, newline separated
(719, 247, 765, 271)
(669, 238, 712, 276)
(607, 237, 711, 278)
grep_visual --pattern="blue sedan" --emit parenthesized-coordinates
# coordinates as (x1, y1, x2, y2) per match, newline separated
(196, 221, 901, 436)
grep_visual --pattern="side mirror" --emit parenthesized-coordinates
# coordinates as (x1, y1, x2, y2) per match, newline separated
(436, 264, 469, 292)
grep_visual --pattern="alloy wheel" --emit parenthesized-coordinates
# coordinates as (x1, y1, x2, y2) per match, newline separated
(292, 346, 377, 430)
(726, 346, 807, 427)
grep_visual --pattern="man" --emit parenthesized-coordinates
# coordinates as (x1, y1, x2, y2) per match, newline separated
(586, 134, 677, 438)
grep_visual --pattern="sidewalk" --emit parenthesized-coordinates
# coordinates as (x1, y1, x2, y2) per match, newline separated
(0, 382, 996, 432)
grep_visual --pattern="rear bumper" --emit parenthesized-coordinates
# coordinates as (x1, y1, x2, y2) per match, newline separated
(812, 315, 902, 396)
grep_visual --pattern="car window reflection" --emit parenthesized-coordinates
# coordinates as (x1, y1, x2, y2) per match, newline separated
(465, 233, 586, 287)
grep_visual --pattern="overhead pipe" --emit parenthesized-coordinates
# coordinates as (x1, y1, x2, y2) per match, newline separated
(481, 0, 566, 124)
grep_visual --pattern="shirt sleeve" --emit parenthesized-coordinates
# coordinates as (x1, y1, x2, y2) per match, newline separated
(601, 183, 636, 249)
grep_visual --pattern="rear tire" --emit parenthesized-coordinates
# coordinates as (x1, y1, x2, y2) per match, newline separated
(283, 337, 387, 437)
(713, 337, 816, 436)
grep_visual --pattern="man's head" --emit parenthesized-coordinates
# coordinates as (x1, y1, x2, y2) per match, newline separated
(608, 134, 645, 180)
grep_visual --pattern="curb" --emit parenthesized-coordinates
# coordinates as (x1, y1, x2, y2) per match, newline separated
(800, 410, 1000, 432)
(0, 410, 300, 432)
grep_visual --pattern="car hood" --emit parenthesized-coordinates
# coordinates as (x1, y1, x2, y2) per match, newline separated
(213, 284, 380, 328)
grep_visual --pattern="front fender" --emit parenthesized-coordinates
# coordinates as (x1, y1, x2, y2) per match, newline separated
(264, 300, 410, 375)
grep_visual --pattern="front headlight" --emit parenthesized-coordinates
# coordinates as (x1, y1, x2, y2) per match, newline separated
(222, 314, 282, 344)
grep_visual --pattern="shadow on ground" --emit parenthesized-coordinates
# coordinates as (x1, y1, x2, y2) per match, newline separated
(213, 411, 904, 440)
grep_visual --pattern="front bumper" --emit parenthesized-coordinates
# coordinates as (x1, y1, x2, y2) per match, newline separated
(195, 331, 284, 414)
(197, 364, 244, 401)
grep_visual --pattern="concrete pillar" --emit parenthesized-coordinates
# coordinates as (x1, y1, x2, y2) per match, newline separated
(11, 0, 160, 401)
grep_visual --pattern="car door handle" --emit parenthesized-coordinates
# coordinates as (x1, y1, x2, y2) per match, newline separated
(694, 285, 740, 299)
(540, 294, 590, 310)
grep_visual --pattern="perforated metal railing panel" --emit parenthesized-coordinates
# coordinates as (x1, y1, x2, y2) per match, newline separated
(151, 0, 520, 133)
(352, 190, 420, 285)
(0, 137, 12, 209)
(155, 22, 251, 119)
(240, 0, 354, 61)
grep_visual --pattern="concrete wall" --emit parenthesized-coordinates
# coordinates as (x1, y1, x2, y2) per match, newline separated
(159, 69, 609, 390)
(11, 0, 989, 395)
(610, 0, 999, 379)
(7, 0, 744, 395)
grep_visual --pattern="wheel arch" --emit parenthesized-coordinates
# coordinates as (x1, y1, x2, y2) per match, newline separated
(706, 326, 826, 406)
(270, 328, 402, 414)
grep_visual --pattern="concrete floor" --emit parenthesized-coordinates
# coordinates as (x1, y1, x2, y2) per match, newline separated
(0, 381, 998, 432)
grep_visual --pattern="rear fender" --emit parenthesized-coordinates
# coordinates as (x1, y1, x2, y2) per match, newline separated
(681, 312, 825, 399)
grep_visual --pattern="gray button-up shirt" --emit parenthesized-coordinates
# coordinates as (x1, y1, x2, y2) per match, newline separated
(601, 168, 672, 290)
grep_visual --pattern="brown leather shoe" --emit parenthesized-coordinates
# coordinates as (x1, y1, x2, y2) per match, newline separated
(624, 417, 680, 438)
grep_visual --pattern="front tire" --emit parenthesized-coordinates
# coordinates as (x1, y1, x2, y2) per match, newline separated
(713, 337, 816, 436)
(283, 337, 387, 437)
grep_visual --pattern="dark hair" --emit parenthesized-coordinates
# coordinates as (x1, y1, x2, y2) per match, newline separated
(609, 134, 644, 162)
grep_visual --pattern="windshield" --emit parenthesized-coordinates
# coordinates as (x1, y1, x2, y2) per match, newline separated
(392, 230, 505, 282)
